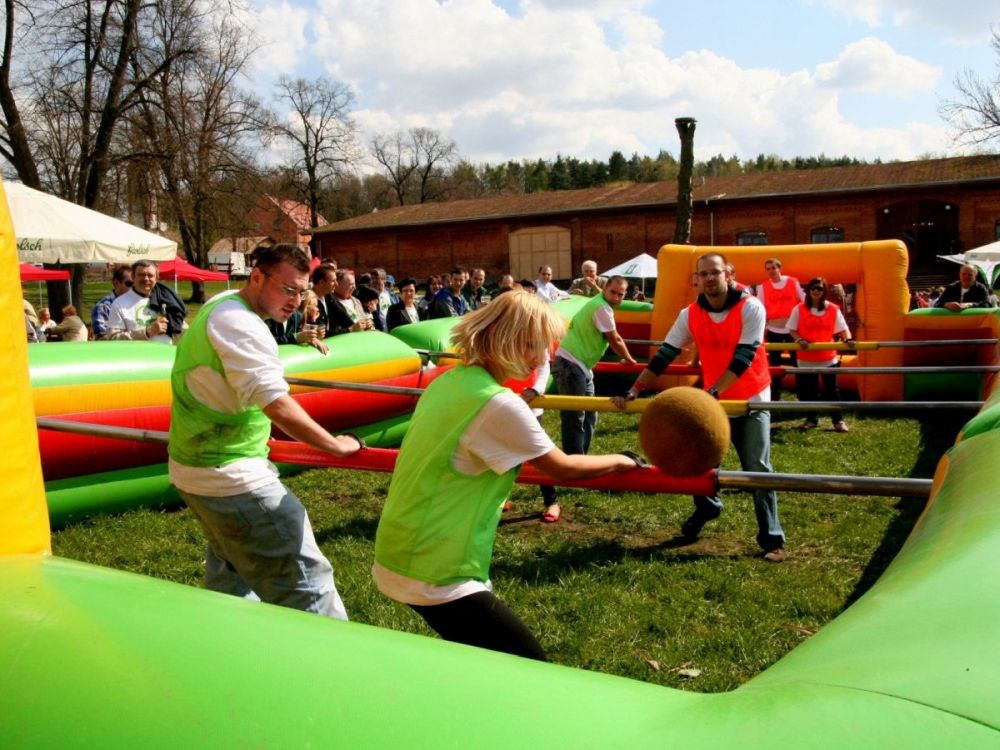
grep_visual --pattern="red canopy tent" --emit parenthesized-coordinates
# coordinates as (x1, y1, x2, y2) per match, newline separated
(19, 262, 70, 282)
(158, 258, 230, 292)
(157, 257, 229, 283)
(19, 262, 71, 305)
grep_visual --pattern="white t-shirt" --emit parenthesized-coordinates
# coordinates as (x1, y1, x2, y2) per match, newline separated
(107, 289, 173, 344)
(666, 296, 770, 403)
(373, 390, 555, 605)
(786, 305, 849, 367)
(535, 280, 568, 303)
(168, 292, 289, 496)
(554, 303, 616, 373)
(753, 276, 804, 333)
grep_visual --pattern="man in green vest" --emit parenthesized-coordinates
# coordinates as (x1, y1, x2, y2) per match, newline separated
(168, 244, 364, 619)
(550, 275, 636, 467)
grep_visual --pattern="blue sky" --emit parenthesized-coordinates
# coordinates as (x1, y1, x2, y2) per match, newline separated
(246, 0, 999, 168)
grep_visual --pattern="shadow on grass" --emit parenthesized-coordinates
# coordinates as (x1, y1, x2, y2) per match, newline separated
(314, 516, 379, 545)
(491, 535, 745, 584)
(845, 409, 966, 606)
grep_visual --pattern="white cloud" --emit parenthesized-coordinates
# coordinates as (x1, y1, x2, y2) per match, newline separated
(249, 1, 310, 74)
(819, 0, 998, 44)
(815, 37, 940, 94)
(251, 0, 969, 168)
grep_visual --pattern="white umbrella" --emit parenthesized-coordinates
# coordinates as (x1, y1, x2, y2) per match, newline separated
(938, 240, 1000, 286)
(4, 182, 177, 264)
(603, 252, 658, 295)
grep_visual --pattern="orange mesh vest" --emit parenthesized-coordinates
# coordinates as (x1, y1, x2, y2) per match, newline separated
(688, 299, 770, 400)
(761, 278, 799, 322)
(795, 303, 840, 363)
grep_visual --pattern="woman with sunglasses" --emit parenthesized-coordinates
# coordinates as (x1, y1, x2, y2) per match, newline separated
(787, 276, 853, 432)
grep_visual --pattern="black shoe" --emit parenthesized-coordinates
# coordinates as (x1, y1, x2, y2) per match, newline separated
(681, 513, 709, 540)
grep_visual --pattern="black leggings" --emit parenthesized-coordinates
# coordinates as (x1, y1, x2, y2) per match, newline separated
(410, 591, 546, 661)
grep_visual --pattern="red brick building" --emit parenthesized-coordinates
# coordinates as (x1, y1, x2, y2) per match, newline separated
(212, 195, 327, 259)
(311, 155, 1000, 284)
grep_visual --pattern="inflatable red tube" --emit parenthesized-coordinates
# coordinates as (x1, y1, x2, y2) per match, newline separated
(266, 442, 717, 496)
(37, 368, 449, 481)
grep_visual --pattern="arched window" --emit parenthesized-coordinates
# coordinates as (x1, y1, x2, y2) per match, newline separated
(811, 227, 844, 243)
(736, 230, 768, 246)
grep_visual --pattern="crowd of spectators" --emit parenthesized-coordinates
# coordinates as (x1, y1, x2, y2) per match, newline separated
(25, 254, 1000, 351)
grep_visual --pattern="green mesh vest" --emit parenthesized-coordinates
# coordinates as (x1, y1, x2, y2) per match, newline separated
(374, 365, 519, 584)
(560, 293, 612, 370)
(168, 293, 272, 467)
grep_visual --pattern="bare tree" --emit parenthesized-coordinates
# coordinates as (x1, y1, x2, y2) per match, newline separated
(129, 4, 266, 302)
(411, 126, 458, 203)
(370, 126, 459, 205)
(268, 75, 359, 229)
(0, 0, 196, 309)
(940, 29, 1000, 147)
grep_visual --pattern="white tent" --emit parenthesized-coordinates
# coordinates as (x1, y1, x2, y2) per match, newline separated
(603, 252, 658, 295)
(938, 240, 1000, 286)
(5, 182, 177, 264)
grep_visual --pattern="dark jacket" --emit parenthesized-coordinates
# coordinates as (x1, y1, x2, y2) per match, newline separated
(386, 301, 423, 332)
(429, 289, 468, 319)
(146, 283, 188, 336)
(266, 309, 303, 345)
(325, 295, 366, 335)
(935, 280, 994, 309)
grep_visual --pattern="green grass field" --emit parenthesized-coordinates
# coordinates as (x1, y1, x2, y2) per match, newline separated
(50, 398, 965, 693)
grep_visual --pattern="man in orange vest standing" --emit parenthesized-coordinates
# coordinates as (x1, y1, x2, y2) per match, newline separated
(618, 252, 786, 562)
(753, 257, 804, 400)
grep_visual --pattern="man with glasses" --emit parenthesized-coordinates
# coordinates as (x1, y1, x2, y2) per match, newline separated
(618, 253, 786, 563)
(168, 244, 364, 619)
(92, 265, 133, 339)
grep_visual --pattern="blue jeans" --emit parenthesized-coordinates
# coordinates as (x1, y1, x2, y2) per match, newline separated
(692, 410, 785, 551)
(552, 356, 595, 455)
(177, 482, 348, 620)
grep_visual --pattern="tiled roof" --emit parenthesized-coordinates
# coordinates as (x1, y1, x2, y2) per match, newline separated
(209, 236, 273, 254)
(314, 154, 1000, 234)
(266, 195, 327, 231)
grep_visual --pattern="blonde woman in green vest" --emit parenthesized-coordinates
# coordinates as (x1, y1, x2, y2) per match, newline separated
(373, 291, 643, 660)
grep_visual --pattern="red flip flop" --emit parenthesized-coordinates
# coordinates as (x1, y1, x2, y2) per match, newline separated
(541, 504, 561, 523)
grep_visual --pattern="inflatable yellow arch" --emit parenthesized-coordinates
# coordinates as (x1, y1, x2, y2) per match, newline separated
(649, 241, 910, 401)
(0, 180, 49, 556)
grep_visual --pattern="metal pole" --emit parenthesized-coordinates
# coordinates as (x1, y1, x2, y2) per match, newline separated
(530, 395, 982, 416)
(285, 376, 425, 397)
(593, 361, 1000, 375)
(624, 337, 998, 349)
(788, 365, 1000, 374)
(717, 471, 930, 498)
(37, 418, 169, 444)
(35, 418, 932, 498)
